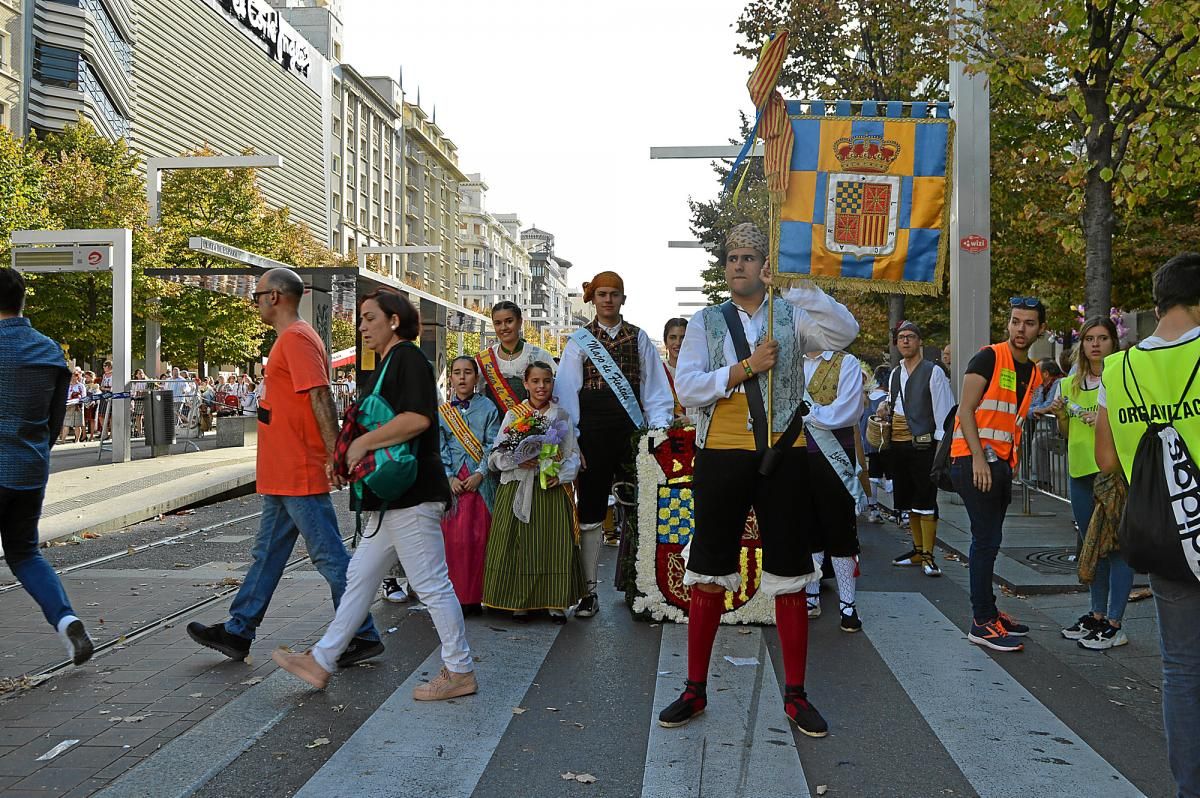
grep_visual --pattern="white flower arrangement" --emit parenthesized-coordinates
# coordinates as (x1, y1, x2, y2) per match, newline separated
(632, 429, 776, 625)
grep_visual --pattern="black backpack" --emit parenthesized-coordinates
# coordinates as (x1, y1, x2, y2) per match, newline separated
(1116, 350, 1200, 581)
(929, 404, 959, 493)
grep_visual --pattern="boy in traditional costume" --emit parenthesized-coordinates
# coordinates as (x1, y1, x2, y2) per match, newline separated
(483, 362, 585, 622)
(884, 321, 954, 577)
(556, 271, 675, 617)
(657, 223, 858, 736)
(438, 356, 501, 613)
(800, 349, 868, 631)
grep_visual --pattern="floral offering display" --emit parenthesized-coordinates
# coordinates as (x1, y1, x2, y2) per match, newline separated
(496, 413, 569, 489)
(627, 428, 775, 625)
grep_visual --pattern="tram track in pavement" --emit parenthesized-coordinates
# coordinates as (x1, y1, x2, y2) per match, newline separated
(0, 497, 356, 683)
(29, 529, 356, 680)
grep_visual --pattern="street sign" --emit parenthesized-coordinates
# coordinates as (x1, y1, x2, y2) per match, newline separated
(11, 245, 113, 272)
(959, 234, 989, 253)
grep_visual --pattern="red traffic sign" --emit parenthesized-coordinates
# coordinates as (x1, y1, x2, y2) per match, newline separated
(87, 250, 103, 266)
(960, 234, 989, 253)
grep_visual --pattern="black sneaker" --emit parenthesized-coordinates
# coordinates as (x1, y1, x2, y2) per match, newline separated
(187, 621, 251, 661)
(575, 593, 599, 618)
(63, 620, 94, 666)
(784, 686, 828, 737)
(1061, 613, 1104, 641)
(839, 603, 863, 633)
(996, 611, 1029, 637)
(892, 548, 923, 567)
(337, 637, 385, 668)
(658, 680, 707, 728)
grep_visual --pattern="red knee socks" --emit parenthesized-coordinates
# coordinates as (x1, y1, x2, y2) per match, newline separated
(775, 593, 810, 687)
(687, 588, 726, 684)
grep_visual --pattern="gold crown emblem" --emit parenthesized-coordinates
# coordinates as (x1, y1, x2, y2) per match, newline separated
(833, 136, 900, 173)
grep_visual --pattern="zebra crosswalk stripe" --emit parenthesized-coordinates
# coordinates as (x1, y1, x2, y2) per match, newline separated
(641, 624, 810, 798)
(857, 591, 1147, 798)
(294, 622, 562, 798)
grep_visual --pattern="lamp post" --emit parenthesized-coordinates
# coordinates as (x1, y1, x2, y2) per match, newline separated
(144, 155, 285, 377)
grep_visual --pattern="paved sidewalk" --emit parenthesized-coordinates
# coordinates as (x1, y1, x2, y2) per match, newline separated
(880, 482, 1126, 593)
(12, 445, 258, 552)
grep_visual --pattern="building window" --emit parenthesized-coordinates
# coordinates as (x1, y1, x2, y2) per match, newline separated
(33, 42, 80, 88)
(332, 155, 340, 174)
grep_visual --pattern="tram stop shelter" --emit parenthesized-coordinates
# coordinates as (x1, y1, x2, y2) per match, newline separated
(144, 237, 491, 384)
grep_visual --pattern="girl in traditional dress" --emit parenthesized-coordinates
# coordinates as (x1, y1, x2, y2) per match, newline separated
(483, 361, 584, 623)
(662, 317, 691, 423)
(438, 356, 501, 614)
(477, 301, 556, 416)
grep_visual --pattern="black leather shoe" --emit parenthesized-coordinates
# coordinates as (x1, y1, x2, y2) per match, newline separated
(187, 622, 251, 661)
(575, 593, 599, 618)
(337, 637, 385, 668)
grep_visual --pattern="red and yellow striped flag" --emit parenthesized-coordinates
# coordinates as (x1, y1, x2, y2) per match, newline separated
(747, 32, 792, 203)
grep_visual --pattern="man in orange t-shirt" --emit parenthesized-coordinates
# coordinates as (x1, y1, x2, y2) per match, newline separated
(187, 268, 380, 665)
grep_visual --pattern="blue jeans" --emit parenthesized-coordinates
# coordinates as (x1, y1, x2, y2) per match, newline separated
(0, 487, 75, 628)
(226, 494, 378, 642)
(1150, 573, 1200, 797)
(1069, 474, 1135, 622)
(950, 456, 1012, 622)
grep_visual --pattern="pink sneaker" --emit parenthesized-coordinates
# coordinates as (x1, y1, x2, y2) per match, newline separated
(413, 667, 477, 701)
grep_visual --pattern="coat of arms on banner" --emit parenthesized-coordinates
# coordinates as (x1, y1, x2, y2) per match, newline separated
(630, 428, 774, 624)
(774, 103, 954, 296)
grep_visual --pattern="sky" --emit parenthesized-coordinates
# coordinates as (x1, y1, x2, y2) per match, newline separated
(340, 0, 756, 333)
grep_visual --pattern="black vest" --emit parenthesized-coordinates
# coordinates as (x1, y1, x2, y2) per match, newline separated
(890, 359, 936, 437)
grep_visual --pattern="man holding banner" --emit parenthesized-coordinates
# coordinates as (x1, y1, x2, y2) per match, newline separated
(656, 223, 858, 736)
(556, 271, 674, 618)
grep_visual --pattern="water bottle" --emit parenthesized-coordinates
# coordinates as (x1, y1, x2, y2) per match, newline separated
(983, 445, 999, 464)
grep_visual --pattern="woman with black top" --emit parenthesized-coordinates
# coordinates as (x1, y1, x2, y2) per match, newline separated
(273, 290, 477, 700)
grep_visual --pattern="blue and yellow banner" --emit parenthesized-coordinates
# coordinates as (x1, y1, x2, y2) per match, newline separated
(773, 102, 954, 296)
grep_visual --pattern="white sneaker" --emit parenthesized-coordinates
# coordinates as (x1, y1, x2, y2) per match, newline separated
(57, 616, 94, 666)
(1078, 625, 1128, 650)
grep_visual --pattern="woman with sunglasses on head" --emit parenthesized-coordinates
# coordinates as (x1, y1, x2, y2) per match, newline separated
(477, 301, 556, 416)
(1050, 317, 1134, 650)
(273, 289, 476, 700)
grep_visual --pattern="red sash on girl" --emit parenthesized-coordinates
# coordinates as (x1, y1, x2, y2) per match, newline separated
(438, 404, 484, 464)
(477, 348, 521, 413)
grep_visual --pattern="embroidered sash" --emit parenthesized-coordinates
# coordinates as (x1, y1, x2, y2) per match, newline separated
(438, 404, 483, 465)
(570, 327, 645, 428)
(477, 348, 520, 413)
(804, 383, 868, 514)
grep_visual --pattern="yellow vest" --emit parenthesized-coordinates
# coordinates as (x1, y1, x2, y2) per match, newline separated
(1061, 376, 1100, 478)
(1102, 335, 1200, 483)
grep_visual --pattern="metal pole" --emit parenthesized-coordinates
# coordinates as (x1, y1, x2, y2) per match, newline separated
(949, 0, 992, 394)
(111, 228, 133, 463)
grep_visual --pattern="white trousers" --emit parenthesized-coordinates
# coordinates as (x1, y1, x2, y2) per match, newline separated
(312, 502, 472, 674)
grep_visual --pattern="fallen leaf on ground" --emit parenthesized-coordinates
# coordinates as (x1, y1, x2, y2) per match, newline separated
(82, 531, 100, 539)
(332, 705, 346, 713)
(122, 715, 149, 723)
(737, 628, 753, 635)
(816, 786, 828, 796)
(240, 677, 264, 686)
(512, 707, 527, 715)
(545, 707, 559, 712)
(305, 737, 331, 748)
(559, 772, 597, 784)
(357, 663, 375, 669)
(188, 693, 203, 698)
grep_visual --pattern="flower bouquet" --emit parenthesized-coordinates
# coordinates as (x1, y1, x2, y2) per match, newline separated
(496, 413, 570, 489)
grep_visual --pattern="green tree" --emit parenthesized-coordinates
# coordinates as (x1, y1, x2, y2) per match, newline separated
(0, 128, 53, 252)
(955, 0, 1200, 319)
(331, 315, 356, 353)
(21, 122, 170, 365)
(156, 147, 337, 373)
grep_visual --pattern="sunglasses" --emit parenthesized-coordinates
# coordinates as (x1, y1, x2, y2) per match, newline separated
(1009, 296, 1042, 309)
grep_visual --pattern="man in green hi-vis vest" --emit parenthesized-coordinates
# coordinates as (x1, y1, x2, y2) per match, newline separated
(1096, 253, 1200, 798)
